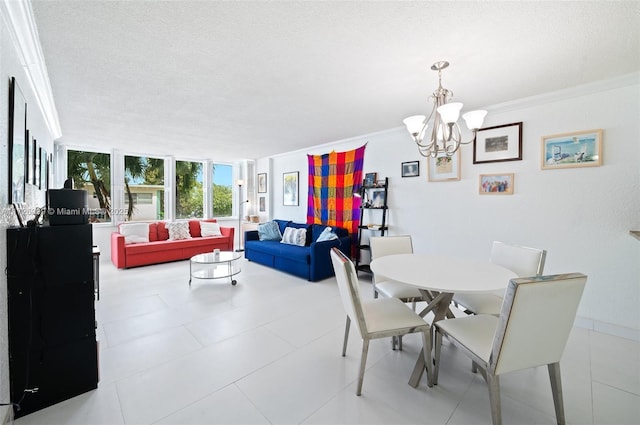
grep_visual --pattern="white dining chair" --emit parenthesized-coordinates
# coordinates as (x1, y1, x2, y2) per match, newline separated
(453, 241, 546, 315)
(434, 273, 587, 425)
(330, 247, 433, 395)
(369, 236, 425, 307)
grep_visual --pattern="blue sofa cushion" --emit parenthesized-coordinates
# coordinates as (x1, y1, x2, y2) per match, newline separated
(316, 226, 338, 242)
(257, 221, 282, 241)
(245, 239, 309, 262)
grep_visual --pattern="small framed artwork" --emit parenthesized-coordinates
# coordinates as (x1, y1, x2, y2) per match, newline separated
(473, 122, 523, 164)
(364, 172, 377, 187)
(8, 77, 27, 204)
(34, 143, 41, 189)
(39, 147, 47, 190)
(258, 173, 267, 193)
(283, 171, 299, 206)
(541, 129, 602, 170)
(401, 161, 420, 177)
(428, 150, 461, 182)
(371, 189, 386, 208)
(32, 138, 37, 184)
(259, 196, 266, 212)
(479, 173, 514, 195)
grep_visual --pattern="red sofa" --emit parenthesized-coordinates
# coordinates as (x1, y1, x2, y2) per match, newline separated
(111, 219, 234, 268)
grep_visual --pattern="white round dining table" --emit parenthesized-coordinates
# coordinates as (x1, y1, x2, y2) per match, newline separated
(370, 253, 518, 388)
(370, 253, 517, 294)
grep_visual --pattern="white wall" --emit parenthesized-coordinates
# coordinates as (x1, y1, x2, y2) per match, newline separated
(266, 76, 640, 336)
(0, 4, 57, 407)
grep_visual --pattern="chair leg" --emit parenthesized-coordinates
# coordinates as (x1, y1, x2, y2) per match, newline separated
(356, 339, 370, 396)
(342, 316, 350, 357)
(487, 374, 502, 425)
(421, 330, 433, 387)
(398, 335, 403, 351)
(472, 361, 478, 373)
(548, 362, 566, 425)
(433, 329, 442, 385)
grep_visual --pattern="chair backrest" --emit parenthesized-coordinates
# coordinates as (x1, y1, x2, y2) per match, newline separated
(490, 273, 587, 376)
(330, 248, 367, 337)
(490, 241, 546, 277)
(369, 236, 413, 282)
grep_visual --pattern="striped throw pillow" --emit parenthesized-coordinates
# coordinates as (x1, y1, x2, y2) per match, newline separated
(280, 227, 307, 246)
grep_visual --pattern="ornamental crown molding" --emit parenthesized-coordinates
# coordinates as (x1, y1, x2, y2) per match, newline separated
(1, 0, 62, 138)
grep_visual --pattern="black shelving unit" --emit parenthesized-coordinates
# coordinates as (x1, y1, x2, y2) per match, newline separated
(355, 176, 389, 275)
(6, 224, 98, 419)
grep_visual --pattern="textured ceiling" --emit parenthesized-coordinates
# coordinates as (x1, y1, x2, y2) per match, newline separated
(31, 1, 640, 161)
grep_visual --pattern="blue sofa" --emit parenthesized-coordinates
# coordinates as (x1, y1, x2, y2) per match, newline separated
(244, 219, 352, 281)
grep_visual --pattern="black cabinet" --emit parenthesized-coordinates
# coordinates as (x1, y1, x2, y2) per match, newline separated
(355, 177, 389, 274)
(6, 225, 98, 419)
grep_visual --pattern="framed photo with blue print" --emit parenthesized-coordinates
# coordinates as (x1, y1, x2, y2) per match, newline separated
(541, 129, 602, 170)
(283, 171, 299, 206)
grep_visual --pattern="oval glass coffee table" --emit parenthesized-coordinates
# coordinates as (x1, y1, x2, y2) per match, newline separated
(189, 251, 241, 286)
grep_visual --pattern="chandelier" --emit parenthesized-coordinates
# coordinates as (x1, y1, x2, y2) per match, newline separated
(403, 61, 487, 158)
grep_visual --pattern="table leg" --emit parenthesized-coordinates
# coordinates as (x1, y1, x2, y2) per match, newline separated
(189, 260, 192, 286)
(409, 292, 454, 388)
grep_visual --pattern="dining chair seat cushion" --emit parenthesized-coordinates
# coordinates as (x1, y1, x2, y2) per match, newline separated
(436, 314, 498, 364)
(375, 280, 423, 300)
(453, 292, 503, 316)
(361, 297, 429, 334)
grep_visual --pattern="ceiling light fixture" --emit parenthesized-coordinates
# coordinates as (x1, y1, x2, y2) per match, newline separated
(403, 61, 487, 158)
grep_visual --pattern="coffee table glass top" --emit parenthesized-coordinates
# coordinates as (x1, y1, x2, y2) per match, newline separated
(189, 251, 241, 285)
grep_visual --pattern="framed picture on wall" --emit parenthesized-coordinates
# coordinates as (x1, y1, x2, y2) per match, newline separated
(40, 147, 47, 190)
(428, 150, 461, 182)
(283, 171, 299, 206)
(541, 129, 602, 169)
(32, 138, 37, 185)
(259, 196, 266, 212)
(401, 161, 419, 177)
(364, 172, 377, 187)
(479, 173, 514, 195)
(8, 77, 27, 204)
(258, 173, 267, 193)
(473, 122, 523, 164)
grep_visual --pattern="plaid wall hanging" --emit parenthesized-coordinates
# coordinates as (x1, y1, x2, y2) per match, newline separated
(306, 144, 366, 235)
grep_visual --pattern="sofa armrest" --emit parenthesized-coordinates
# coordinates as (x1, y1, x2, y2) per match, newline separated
(220, 226, 235, 251)
(309, 235, 353, 281)
(245, 230, 259, 242)
(111, 232, 127, 268)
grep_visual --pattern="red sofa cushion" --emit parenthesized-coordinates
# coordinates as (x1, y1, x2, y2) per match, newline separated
(148, 223, 159, 242)
(157, 222, 169, 240)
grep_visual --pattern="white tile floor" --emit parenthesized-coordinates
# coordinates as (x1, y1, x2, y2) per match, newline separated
(12, 257, 640, 425)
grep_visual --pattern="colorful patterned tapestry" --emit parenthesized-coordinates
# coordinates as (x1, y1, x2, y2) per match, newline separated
(307, 144, 366, 235)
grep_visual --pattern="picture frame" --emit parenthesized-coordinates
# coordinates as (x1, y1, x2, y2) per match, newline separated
(428, 150, 461, 182)
(259, 196, 266, 212)
(371, 189, 386, 208)
(32, 138, 37, 185)
(473, 122, 523, 164)
(541, 129, 602, 169)
(258, 173, 267, 193)
(479, 173, 514, 195)
(401, 161, 420, 178)
(8, 77, 27, 204)
(40, 147, 47, 190)
(35, 142, 41, 190)
(283, 171, 299, 206)
(364, 172, 377, 187)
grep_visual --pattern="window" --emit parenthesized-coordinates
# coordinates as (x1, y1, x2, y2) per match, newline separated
(176, 160, 203, 219)
(124, 155, 164, 221)
(67, 149, 111, 223)
(212, 163, 232, 217)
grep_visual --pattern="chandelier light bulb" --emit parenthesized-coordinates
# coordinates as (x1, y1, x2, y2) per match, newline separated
(462, 110, 488, 130)
(437, 102, 463, 124)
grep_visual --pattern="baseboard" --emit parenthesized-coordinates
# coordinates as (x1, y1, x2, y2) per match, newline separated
(575, 316, 640, 342)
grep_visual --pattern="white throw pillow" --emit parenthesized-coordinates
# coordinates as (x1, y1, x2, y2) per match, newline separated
(167, 222, 192, 241)
(120, 223, 150, 244)
(280, 227, 307, 246)
(200, 221, 222, 237)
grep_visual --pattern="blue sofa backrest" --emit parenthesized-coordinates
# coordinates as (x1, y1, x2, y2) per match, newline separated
(272, 219, 349, 245)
